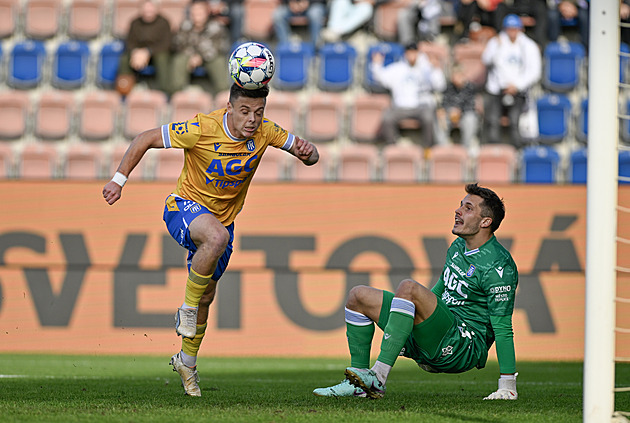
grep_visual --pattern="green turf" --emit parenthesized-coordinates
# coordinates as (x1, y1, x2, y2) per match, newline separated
(0, 354, 628, 422)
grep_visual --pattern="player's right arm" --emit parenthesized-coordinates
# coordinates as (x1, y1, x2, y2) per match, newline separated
(102, 128, 164, 205)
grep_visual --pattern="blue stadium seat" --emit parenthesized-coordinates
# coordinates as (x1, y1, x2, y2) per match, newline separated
(273, 41, 315, 91)
(542, 40, 585, 92)
(97, 40, 124, 88)
(624, 98, 630, 143)
(621, 43, 629, 84)
(522, 145, 560, 184)
(620, 150, 630, 185)
(318, 42, 357, 92)
(569, 148, 630, 186)
(52, 40, 91, 89)
(8, 40, 47, 89)
(569, 148, 587, 184)
(363, 42, 404, 93)
(576, 98, 588, 142)
(536, 93, 572, 143)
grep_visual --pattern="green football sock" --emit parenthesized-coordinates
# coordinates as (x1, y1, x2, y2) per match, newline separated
(377, 297, 415, 366)
(345, 307, 374, 369)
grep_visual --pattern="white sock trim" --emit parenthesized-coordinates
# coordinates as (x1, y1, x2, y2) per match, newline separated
(345, 307, 373, 326)
(390, 297, 415, 317)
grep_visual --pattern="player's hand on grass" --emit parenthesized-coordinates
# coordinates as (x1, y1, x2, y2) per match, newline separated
(103, 180, 123, 205)
(483, 374, 518, 400)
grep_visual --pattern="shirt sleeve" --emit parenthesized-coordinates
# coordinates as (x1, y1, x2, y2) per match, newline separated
(490, 314, 516, 374)
(481, 37, 498, 66)
(161, 116, 203, 149)
(484, 262, 518, 317)
(371, 61, 395, 90)
(431, 277, 445, 296)
(516, 40, 542, 92)
(262, 119, 294, 151)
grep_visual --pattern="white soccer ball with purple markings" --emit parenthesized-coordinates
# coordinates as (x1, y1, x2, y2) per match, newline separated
(228, 42, 275, 90)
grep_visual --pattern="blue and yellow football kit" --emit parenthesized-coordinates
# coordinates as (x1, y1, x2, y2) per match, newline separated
(162, 108, 295, 280)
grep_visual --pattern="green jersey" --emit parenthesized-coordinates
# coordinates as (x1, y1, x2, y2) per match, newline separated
(434, 235, 519, 351)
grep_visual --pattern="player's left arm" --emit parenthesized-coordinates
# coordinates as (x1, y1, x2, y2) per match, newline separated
(483, 263, 519, 400)
(288, 136, 319, 166)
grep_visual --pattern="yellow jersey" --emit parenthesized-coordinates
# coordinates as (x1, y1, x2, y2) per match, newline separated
(161, 108, 295, 225)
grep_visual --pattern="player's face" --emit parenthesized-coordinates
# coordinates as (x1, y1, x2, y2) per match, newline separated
(226, 96, 266, 139)
(452, 194, 488, 238)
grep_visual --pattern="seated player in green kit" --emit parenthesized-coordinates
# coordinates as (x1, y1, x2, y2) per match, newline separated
(314, 184, 519, 400)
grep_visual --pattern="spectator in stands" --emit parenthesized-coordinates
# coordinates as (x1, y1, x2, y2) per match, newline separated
(371, 42, 446, 146)
(273, 0, 327, 46)
(435, 65, 480, 154)
(495, 0, 548, 47)
(321, 0, 387, 42)
(171, 0, 231, 95)
(397, 0, 443, 44)
(481, 14, 541, 146)
(456, 0, 503, 41)
(547, 0, 589, 51)
(116, 0, 172, 95)
(208, 0, 244, 44)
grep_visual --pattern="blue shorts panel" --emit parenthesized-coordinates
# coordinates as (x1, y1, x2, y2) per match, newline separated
(163, 195, 235, 281)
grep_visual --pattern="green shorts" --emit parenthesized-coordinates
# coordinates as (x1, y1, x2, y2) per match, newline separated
(379, 290, 488, 373)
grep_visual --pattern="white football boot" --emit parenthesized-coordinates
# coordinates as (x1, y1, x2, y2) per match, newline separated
(313, 379, 367, 398)
(174, 307, 197, 339)
(170, 352, 201, 396)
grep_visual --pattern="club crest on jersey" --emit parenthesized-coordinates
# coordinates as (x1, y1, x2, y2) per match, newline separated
(171, 122, 188, 135)
(246, 139, 255, 151)
(466, 265, 476, 277)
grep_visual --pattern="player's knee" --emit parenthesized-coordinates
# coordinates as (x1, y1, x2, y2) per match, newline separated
(395, 278, 418, 299)
(200, 226, 230, 258)
(211, 225, 230, 249)
(346, 285, 370, 309)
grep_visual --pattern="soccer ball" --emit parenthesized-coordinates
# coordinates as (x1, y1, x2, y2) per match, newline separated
(228, 42, 275, 90)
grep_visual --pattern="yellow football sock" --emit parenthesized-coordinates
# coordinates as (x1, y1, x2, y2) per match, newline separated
(182, 323, 207, 357)
(184, 268, 212, 308)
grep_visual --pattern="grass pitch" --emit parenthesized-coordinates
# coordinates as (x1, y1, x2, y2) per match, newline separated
(0, 354, 628, 422)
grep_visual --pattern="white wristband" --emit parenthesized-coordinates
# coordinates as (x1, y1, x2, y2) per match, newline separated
(111, 172, 128, 187)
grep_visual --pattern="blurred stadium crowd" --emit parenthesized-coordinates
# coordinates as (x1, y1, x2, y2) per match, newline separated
(0, 0, 629, 184)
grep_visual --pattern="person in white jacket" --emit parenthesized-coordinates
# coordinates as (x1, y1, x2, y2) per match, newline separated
(481, 14, 541, 146)
(371, 42, 446, 145)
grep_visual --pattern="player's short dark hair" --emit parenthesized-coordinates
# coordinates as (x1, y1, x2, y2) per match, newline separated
(465, 183, 505, 233)
(229, 83, 270, 104)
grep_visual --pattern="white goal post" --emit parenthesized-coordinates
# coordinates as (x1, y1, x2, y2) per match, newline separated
(583, 0, 621, 421)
